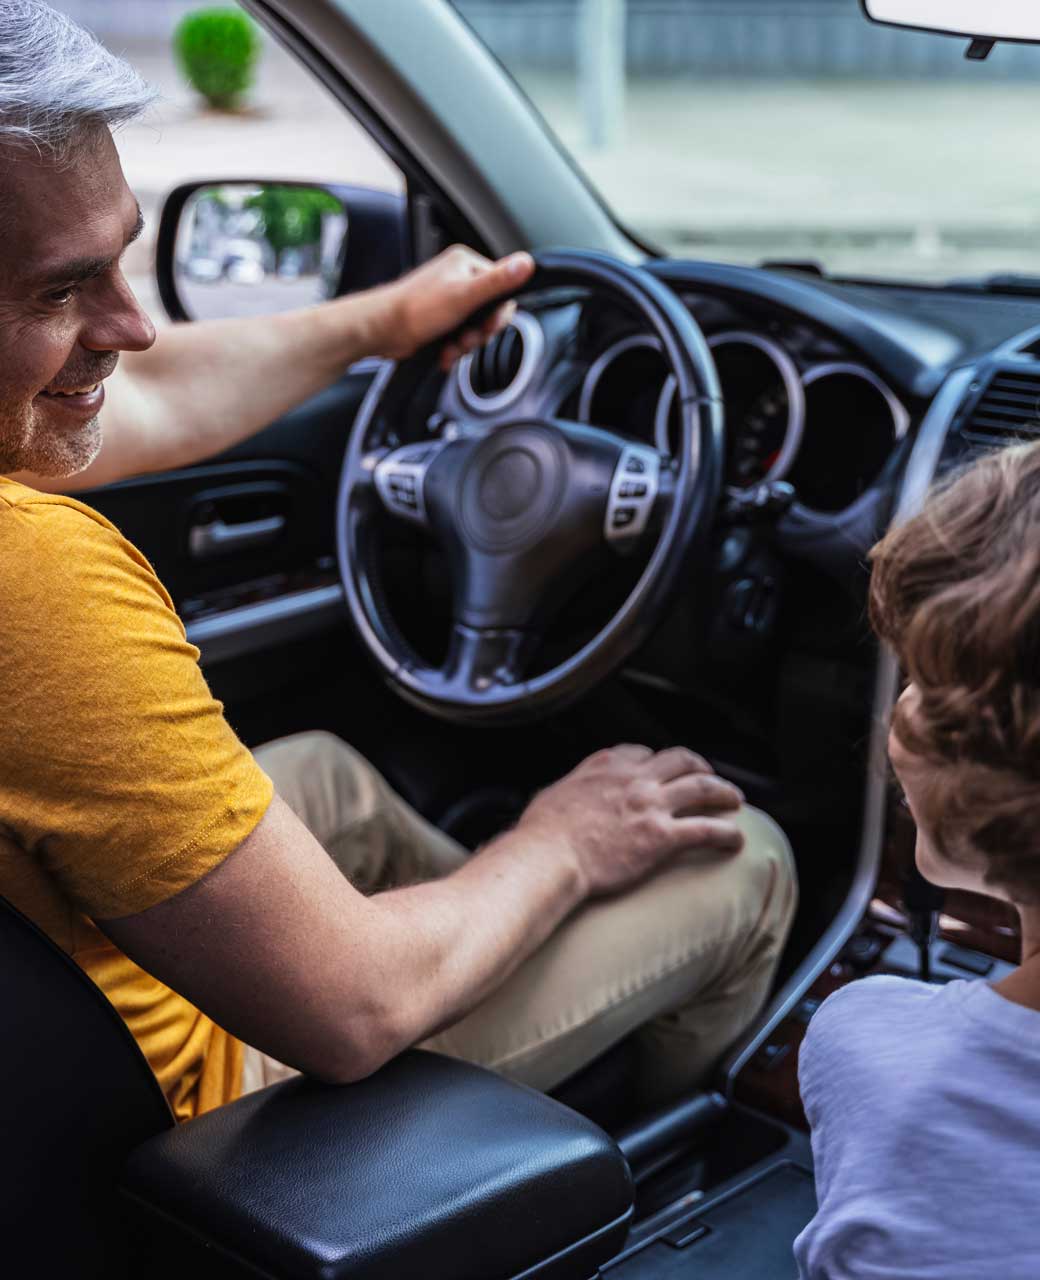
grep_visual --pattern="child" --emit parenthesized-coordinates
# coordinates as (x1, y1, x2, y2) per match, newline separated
(795, 442, 1040, 1279)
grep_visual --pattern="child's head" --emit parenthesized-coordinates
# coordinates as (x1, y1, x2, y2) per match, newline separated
(870, 441, 1040, 906)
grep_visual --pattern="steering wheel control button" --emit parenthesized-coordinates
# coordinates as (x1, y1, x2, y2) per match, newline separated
(605, 444, 660, 544)
(374, 442, 447, 525)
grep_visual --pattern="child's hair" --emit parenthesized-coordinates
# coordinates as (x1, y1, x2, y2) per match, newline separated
(869, 441, 1040, 903)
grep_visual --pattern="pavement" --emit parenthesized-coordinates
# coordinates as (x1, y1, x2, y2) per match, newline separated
(524, 71, 1040, 281)
(111, 32, 1040, 321)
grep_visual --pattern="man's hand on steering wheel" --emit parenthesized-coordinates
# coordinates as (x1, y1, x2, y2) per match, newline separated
(515, 746, 746, 900)
(374, 245, 536, 370)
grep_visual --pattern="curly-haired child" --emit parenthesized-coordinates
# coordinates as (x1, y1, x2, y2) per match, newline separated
(795, 442, 1040, 1279)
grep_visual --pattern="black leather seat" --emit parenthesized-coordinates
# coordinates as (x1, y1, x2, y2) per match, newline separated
(1, 896, 633, 1279)
(1, 896, 173, 1278)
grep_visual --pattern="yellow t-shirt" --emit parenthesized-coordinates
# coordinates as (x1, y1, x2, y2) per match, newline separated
(0, 478, 274, 1121)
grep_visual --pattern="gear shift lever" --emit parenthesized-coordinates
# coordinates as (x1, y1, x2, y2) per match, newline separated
(903, 863, 945, 981)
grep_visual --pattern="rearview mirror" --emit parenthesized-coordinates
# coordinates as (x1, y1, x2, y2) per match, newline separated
(862, 0, 1040, 45)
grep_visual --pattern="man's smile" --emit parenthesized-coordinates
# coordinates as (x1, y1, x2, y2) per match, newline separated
(36, 382, 105, 414)
(35, 353, 119, 419)
(44, 382, 100, 397)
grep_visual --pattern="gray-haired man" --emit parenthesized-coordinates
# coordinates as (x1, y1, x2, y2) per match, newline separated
(0, 0, 795, 1122)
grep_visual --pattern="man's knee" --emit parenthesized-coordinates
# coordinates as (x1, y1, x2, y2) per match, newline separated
(734, 805, 799, 943)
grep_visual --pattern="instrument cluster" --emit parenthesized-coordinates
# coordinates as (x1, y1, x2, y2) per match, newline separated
(576, 322, 910, 513)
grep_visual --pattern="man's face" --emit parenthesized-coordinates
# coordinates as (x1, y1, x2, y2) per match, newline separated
(0, 128, 155, 477)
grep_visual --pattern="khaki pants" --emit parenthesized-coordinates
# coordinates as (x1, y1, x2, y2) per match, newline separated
(241, 731, 797, 1105)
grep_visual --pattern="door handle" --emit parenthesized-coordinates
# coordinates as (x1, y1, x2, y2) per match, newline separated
(188, 514, 286, 559)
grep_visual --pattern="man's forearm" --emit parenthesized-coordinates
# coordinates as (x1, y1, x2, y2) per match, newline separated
(20, 246, 532, 495)
(123, 291, 392, 463)
(104, 793, 587, 1086)
(22, 287, 397, 493)
(364, 828, 586, 1054)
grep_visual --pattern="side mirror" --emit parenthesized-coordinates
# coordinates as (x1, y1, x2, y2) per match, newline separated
(156, 180, 409, 322)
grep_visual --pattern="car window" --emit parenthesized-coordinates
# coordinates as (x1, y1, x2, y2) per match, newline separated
(99, 14, 404, 322)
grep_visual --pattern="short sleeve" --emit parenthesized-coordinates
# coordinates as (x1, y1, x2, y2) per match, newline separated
(0, 497, 273, 918)
(799, 976, 925, 1129)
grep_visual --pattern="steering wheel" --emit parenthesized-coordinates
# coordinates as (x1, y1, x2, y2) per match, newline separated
(336, 249, 723, 723)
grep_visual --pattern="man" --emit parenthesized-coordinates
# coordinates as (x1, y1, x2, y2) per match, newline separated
(0, 0, 796, 1122)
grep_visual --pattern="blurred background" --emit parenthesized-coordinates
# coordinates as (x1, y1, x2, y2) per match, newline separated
(62, 0, 1040, 318)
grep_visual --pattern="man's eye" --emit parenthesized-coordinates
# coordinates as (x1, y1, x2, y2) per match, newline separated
(46, 286, 78, 305)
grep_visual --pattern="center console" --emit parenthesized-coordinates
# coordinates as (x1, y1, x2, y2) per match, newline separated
(120, 1050, 634, 1280)
(606, 1107, 814, 1278)
(733, 789, 1018, 1132)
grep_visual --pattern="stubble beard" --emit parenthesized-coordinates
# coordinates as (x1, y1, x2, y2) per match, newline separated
(0, 400, 103, 479)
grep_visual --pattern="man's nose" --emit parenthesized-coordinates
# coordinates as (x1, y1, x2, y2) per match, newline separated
(80, 272, 157, 355)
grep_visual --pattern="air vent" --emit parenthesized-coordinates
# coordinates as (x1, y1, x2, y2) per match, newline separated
(960, 370, 1040, 445)
(459, 311, 542, 412)
(470, 323, 524, 397)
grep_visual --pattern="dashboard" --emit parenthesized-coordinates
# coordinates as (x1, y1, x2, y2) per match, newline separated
(424, 254, 1040, 642)
(443, 259, 1040, 576)
(433, 259, 1040, 734)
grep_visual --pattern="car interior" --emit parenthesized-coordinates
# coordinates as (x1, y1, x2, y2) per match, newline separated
(7, 0, 1039, 1276)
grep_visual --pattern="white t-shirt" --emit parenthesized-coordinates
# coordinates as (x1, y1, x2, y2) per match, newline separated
(795, 974, 1040, 1279)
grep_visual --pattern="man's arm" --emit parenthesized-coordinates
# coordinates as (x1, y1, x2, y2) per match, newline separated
(102, 747, 745, 1083)
(17, 247, 534, 493)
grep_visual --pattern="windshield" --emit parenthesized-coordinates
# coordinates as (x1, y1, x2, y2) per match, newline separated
(453, 1, 1040, 284)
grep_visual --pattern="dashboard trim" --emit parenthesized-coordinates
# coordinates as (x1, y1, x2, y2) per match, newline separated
(720, 362, 978, 1094)
(694, 329, 806, 486)
(577, 332, 661, 426)
(187, 583, 346, 666)
(803, 360, 911, 439)
(648, 260, 960, 401)
(457, 309, 545, 415)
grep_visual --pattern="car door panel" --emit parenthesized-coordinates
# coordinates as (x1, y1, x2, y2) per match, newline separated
(79, 366, 377, 698)
(84, 460, 322, 602)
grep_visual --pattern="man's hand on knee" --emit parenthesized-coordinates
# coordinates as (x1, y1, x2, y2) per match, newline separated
(516, 745, 746, 898)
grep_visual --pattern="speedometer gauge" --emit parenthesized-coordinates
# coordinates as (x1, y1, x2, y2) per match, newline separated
(707, 332, 805, 490)
(732, 384, 790, 486)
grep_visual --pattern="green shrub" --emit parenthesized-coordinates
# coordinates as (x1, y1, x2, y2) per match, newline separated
(174, 8, 260, 110)
(244, 186, 343, 268)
